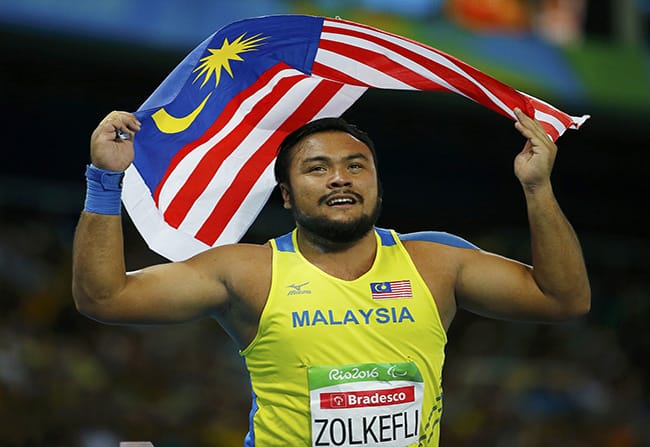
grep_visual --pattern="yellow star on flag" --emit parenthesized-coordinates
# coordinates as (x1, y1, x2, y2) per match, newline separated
(193, 33, 268, 88)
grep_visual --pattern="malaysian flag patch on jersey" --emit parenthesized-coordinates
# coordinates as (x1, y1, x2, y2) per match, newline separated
(370, 280, 413, 299)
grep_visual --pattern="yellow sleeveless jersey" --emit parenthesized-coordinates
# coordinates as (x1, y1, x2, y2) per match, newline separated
(241, 227, 477, 446)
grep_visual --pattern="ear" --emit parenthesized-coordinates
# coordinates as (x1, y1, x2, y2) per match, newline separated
(279, 183, 292, 209)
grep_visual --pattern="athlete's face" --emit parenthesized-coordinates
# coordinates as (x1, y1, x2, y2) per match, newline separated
(280, 130, 382, 243)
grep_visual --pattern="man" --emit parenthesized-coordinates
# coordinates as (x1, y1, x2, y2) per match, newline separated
(72, 108, 590, 446)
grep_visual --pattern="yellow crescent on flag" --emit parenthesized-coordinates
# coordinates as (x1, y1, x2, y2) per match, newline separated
(151, 92, 212, 134)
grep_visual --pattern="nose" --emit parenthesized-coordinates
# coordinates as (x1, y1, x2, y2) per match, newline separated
(327, 167, 352, 188)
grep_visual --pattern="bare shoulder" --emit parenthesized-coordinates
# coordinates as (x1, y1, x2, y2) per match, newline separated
(401, 233, 494, 284)
(402, 239, 463, 275)
(188, 242, 273, 285)
(180, 242, 273, 346)
(400, 234, 480, 330)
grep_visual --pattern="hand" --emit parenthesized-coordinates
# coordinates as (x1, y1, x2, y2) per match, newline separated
(90, 111, 141, 172)
(513, 108, 557, 191)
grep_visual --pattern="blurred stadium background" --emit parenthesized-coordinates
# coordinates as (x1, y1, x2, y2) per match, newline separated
(1, 0, 649, 446)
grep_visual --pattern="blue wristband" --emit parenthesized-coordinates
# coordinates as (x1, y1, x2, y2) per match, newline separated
(84, 164, 124, 215)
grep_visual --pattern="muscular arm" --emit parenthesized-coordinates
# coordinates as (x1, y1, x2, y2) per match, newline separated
(455, 109, 590, 321)
(72, 212, 230, 324)
(71, 111, 229, 324)
(523, 181, 590, 316)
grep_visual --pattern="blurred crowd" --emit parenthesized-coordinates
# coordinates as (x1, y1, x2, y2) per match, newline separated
(0, 199, 648, 447)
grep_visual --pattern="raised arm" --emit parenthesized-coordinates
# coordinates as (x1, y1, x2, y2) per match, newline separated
(71, 111, 230, 325)
(455, 108, 590, 322)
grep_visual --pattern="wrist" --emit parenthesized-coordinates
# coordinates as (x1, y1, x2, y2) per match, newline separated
(521, 180, 553, 196)
(84, 164, 124, 215)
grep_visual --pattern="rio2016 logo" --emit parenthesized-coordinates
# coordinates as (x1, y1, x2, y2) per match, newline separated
(328, 367, 379, 381)
(327, 364, 411, 382)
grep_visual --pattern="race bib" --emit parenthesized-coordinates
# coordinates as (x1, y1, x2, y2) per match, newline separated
(308, 362, 424, 447)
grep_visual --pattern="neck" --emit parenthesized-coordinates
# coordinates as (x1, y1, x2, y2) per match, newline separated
(296, 226, 377, 280)
(297, 225, 375, 252)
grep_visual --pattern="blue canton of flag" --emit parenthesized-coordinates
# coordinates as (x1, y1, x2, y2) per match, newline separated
(370, 280, 413, 300)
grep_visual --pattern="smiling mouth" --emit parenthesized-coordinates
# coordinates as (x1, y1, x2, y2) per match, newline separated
(327, 197, 356, 206)
(321, 191, 364, 207)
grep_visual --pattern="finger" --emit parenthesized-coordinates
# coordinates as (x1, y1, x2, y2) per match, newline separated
(513, 108, 541, 132)
(113, 112, 141, 130)
(514, 108, 551, 142)
(103, 112, 141, 140)
(514, 119, 538, 141)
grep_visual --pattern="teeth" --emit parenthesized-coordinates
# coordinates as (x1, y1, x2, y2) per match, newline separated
(328, 197, 354, 205)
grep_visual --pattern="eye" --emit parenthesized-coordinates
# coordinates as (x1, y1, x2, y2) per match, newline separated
(348, 162, 363, 171)
(307, 165, 326, 173)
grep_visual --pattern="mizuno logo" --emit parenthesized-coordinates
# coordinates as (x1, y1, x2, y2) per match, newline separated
(287, 282, 312, 295)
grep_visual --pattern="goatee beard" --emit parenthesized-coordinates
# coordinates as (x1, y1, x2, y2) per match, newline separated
(290, 197, 382, 246)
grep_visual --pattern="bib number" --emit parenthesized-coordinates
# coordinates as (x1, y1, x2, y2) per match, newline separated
(308, 362, 423, 447)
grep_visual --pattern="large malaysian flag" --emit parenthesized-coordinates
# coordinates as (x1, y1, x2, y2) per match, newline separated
(123, 14, 589, 261)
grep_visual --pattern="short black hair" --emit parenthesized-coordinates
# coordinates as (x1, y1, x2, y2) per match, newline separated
(274, 117, 379, 186)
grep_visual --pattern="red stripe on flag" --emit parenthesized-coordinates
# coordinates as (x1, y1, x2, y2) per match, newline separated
(194, 80, 346, 245)
(319, 36, 517, 118)
(322, 20, 582, 136)
(323, 19, 513, 97)
(320, 26, 532, 120)
(524, 95, 573, 140)
(318, 39, 439, 90)
(311, 61, 371, 88)
(532, 97, 577, 130)
(161, 71, 308, 228)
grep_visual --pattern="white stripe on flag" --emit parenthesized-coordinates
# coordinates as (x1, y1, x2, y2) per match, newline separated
(323, 18, 474, 79)
(319, 19, 514, 118)
(214, 162, 277, 246)
(322, 17, 591, 136)
(533, 109, 565, 139)
(315, 48, 413, 89)
(122, 166, 211, 261)
(310, 83, 368, 118)
(521, 90, 590, 129)
(320, 31, 463, 96)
